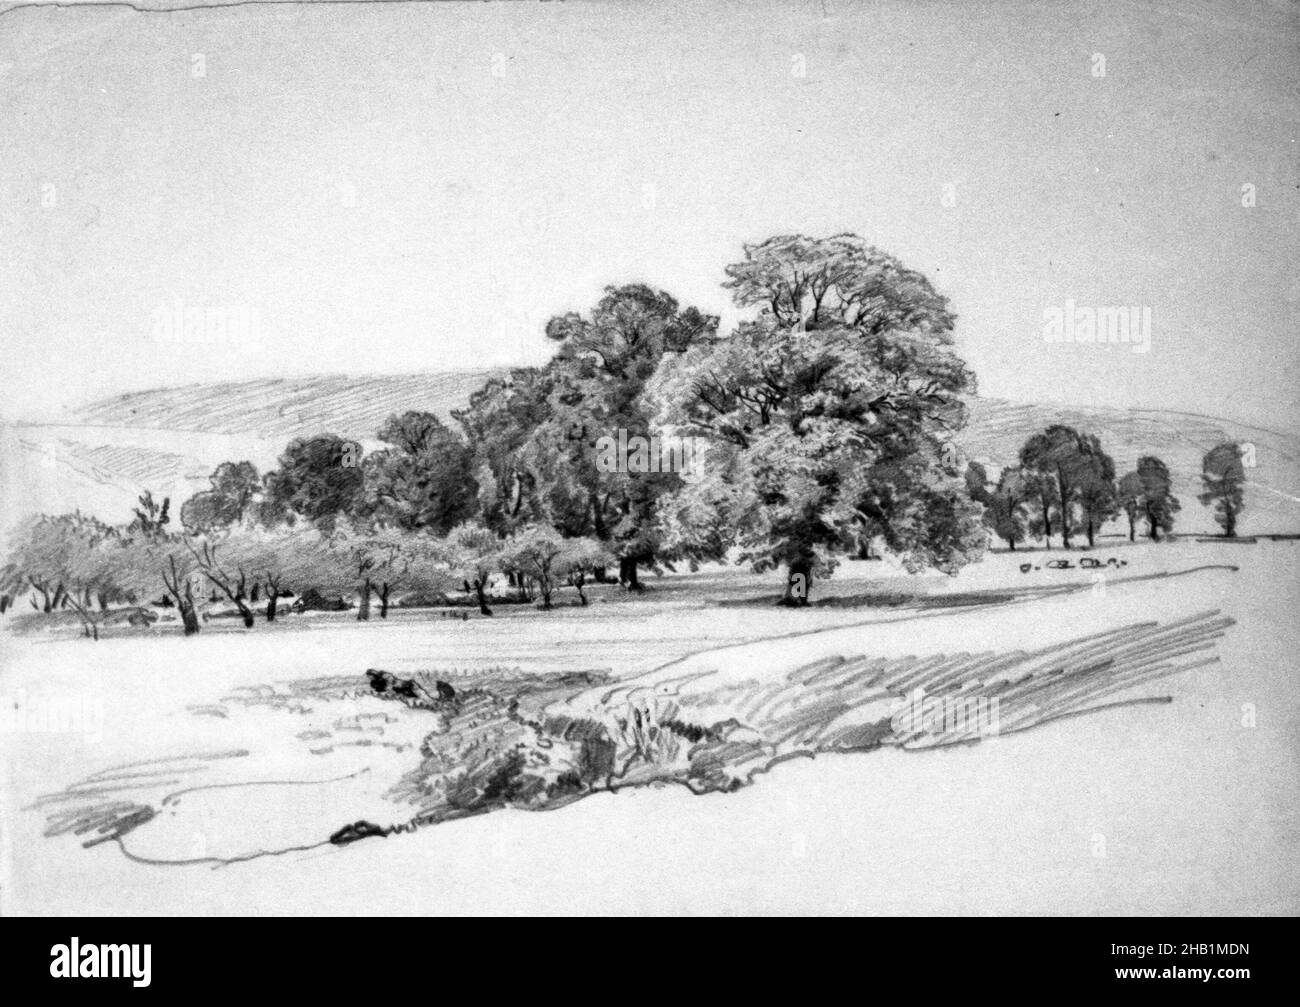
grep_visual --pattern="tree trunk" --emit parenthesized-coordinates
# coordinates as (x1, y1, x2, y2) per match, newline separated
(357, 578, 371, 621)
(1056, 469, 1072, 549)
(778, 560, 813, 607)
(179, 586, 201, 635)
(1041, 502, 1052, 547)
(236, 600, 255, 628)
(1224, 506, 1237, 538)
(1086, 519, 1095, 549)
(180, 604, 200, 635)
(474, 578, 492, 616)
(379, 583, 390, 619)
(1127, 513, 1136, 542)
(266, 593, 278, 622)
(619, 556, 642, 591)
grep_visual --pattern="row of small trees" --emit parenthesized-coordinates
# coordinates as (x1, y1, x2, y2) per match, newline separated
(0, 501, 613, 639)
(966, 429, 1249, 550)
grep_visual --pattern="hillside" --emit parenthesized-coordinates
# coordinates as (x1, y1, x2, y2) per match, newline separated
(2, 371, 1297, 536)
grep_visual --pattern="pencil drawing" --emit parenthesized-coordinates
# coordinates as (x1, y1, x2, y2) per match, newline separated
(1, 0, 1296, 917)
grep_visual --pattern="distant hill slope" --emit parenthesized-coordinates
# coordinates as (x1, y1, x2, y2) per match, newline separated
(70, 370, 499, 440)
(3, 371, 1297, 536)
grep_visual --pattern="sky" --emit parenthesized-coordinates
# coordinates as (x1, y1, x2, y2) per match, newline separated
(0, 0, 1297, 429)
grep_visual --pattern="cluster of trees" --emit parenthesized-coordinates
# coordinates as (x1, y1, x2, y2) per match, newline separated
(148, 234, 989, 612)
(8, 232, 1251, 636)
(966, 432, 1249, 550)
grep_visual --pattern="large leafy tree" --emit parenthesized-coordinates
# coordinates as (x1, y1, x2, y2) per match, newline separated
(541, 284, 718, 587)
(653, 233, 985, 604)
(1198, 442, 1246, 537)
(264, 434, 364, 531)
(360, 411, 479, 534)
(459, 284, 718, 588)
(454, 368, 556, 535)
(180, 461, 262, 534)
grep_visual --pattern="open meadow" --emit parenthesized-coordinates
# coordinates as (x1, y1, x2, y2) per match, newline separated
(3, 538, 1295, 916)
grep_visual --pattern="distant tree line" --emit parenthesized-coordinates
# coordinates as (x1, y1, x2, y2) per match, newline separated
(965, 431, 1249, 550)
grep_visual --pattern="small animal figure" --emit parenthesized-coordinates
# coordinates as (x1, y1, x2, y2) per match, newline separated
(366, 668, 435, 707)
(330, 820, 387, 846)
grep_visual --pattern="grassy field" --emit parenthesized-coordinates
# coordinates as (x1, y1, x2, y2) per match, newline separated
(2, 537, 1297, 915)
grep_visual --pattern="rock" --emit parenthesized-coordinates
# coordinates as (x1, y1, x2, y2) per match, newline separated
(436, 680, 456, 701)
